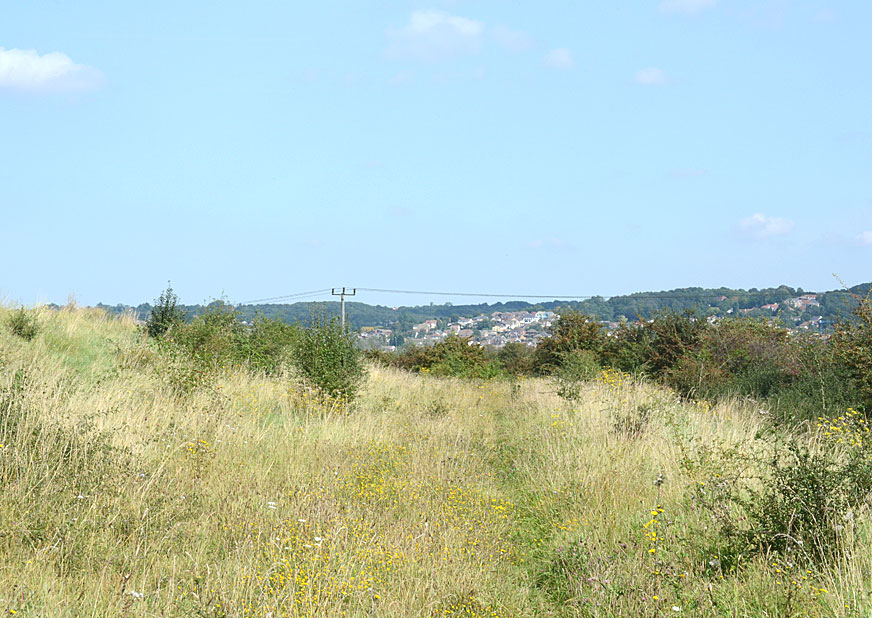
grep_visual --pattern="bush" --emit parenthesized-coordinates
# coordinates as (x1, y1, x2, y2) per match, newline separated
(662, 318, 858, 421)
(242, 317, 300, 375)
(427, 336, 503, 379)
(745, 438, 872, 562)
(833, 291, 872, 412)
(293, 310, 366, 400)
(553, 348, 601, 402)
(6, 308, 39, 341)
(497, 342, 535, 376)
(145, 283, 186, 338)
(533, 310, 605, 374)
(688, 412, 872, 566)
(391, 336, 503, 379)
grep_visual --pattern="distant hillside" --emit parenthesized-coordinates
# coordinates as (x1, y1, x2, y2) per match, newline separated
(94, 282, 869, 334)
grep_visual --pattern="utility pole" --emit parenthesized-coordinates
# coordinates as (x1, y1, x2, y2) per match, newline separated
(332, 287, 356, 331)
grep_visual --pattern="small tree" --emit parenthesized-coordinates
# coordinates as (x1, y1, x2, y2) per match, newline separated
(146, 282, 186, 338)
(294, 308, 366, 400)
(833, 292, 872, 412)
(533, 310, 605, 373)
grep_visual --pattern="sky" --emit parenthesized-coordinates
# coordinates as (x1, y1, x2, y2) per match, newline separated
(1, 0, 870, 308)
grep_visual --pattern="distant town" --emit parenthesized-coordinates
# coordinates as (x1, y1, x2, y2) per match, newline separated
(92, 282, 870, 352)
(358, 293, 830, 352)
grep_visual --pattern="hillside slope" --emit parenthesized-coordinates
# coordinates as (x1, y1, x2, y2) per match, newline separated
(0, 307, 868, 617)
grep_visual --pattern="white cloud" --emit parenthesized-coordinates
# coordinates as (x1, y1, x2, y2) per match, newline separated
(491, 25, 533, 52)
(387, 10, 484, 61)
(636, 67, 667, 86)
(857, 231, 872, 246)
(544, 48, 574, 70)
(0, 47, 103, 93)
(659, 0, 717, 15)
(738, 213, 795, 239)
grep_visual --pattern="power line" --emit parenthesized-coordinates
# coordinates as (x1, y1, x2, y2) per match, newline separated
(240, 288, 332, 305)
(240, 286, 787, 305)
(356, 287, 594, 299)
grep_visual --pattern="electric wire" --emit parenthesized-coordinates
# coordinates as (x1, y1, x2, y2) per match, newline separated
(240, 286, 755, 305)
(240, 288, 332, 305)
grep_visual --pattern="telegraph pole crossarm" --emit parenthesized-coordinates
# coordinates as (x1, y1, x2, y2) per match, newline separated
(332, 287, 356, 331)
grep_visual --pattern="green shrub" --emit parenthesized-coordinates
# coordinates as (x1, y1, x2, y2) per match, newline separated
(6, 308, 39, 341)
(553, 348, 601, 402)
(154, 300, 299, 384)
(169, 300, 242, 370)
(833, 291, 872, 412)
(427, 336, 503, 379)
(637, 310, 708, 377)
(534, 310, 605, 374)
(391, 336, 503, 379)
(688, 413, 872, 566)
(242, 317, 300, 375)
(497, 342, 535, 376)
(293, 310, 366, 400)
(145, 282, 186, 338)
(664, 318, 859, 421)
(744, 438, 872, 562)
(362, 348, 397, 368)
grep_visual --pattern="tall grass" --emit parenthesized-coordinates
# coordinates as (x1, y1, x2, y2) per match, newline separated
(0, 306, 869, 617)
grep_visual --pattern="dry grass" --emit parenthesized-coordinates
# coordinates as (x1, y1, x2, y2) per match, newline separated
(0, 306, 869, 617)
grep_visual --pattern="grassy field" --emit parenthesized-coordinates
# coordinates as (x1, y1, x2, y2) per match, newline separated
(0, 306, 869, 617)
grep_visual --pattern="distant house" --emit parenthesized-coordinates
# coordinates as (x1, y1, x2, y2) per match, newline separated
(761, 303, 779, 311)
(788, 294, 820, 310)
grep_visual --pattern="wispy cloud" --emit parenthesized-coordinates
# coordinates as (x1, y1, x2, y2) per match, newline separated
(0, 47, 104, 93)
(491, 25, 533, 52)
(738, 213, 795, 239)
(659, 0, 717, 15)
(387, 10, 484, 61)
(543, 48, 574, 70)
(635, 67, 668, 86)
(857, 231, 872, 246)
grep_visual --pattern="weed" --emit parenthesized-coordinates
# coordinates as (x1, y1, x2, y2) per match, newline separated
(6, 308, 39, 341)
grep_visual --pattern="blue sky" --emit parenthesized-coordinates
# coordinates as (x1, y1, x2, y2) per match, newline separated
(1, 0, 870, 308)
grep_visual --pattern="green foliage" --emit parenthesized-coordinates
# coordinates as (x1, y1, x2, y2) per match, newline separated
(745, 439, 872, 562)
(6, 308, 39, 341)
(597, 313, 861, 423)
(152, 301, 300, 394)
(833, 292, 872, 411)
(146, 282, 186, 338)
(687, 414, 872, 567)
(553, 349, 601, 402)
(497, 342, 535, 376)
(534, 310, 605, 374)
(388, 336, 503, 379)
(243, 317, 300, 375)
(167, 300, 243, 370)
(636, 310, 708, 378)
(427, 335, 503, 379)
(293, 309, 366, 400)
